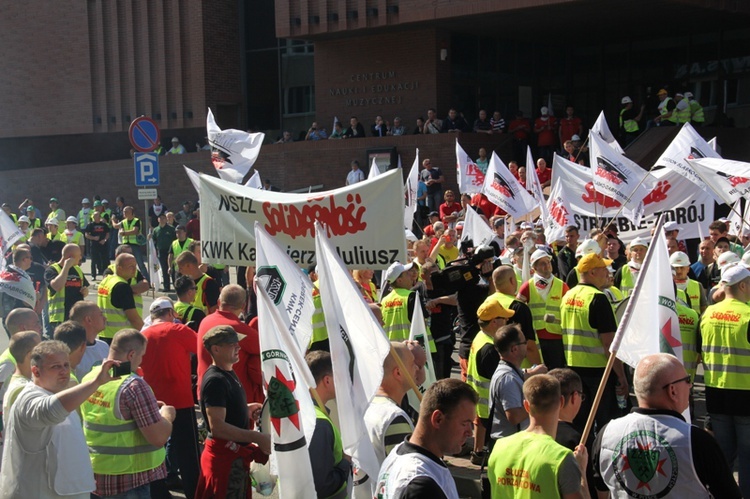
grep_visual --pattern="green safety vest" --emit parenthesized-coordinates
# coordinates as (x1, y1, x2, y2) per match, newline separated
(0, 349, 17, 369)
(466, 331, 494, 419)
(192, 274, 213, 313)
(660, 97, 678, 123)
(620, 265, 636, 297)
(700, 298, 750, 390)
(47, 231, 64, 242)
(619, 108, 639, 133)
(675, 102, 691, 124)
(527, 278, 564, 335)
(26, 218, 42, 230)
(560, 285, 608, 368)
(121, 218, 140, 244)
(174, 301, 198, 325)
(314, 403, 348, 499)
(689, 100, 704, 123)
(381, 288, 412, 342)
(8, 213, 17, 224)
(106, 263, 143, 313)
(97, 274, 131, 339)
(46, 209, 64, 224)
(171, 238, 194, 268)
(676, 303, 700, 380)
(310, 283, 328, 346)
(685, 279, 701, 316)
(48, 262, 84, 322)
(488, 431, 570, 499)
(81, 368, 165, 474)
(64, 230, 84, 246)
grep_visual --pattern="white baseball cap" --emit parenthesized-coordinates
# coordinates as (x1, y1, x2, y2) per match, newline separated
(150, 297, 174, 313)
(663, 221, 683, 232)
(669, 251, 690, 267)
(721, 265, 750, 286)
(530, 249, 551, 266)
(621, 96, 633, 104)
(575, 239, 602, 257)
(385, 261, 414, 284)
(717, 251, 741, 269)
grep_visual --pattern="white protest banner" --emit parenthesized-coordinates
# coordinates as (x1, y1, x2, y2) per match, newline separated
(456, 139, 485, 194)
(207, 108, 265, 183)
(728, 199, 744, 237)
(460, 205, 494, 247)
(404, 150, 419, 230)
(551, 155, 713, 240)
(196, 168, 407, 269)
(589, 133, 657, 215)
(544, 172, 574, 243)
(687, 158, 750, 206)
(406, 292, 437, 415)
(368, 156, 382, 180)
(482, 152, 536, 219)
(526, 146, 550, 228)
(254, 222, 315, 351)
(315, 221, 391, 496)
(257, 285, 317, 499)
(0, 210, 24, 268)
(245, 170, 262, 189)
(0, 265, 36, 308)
(591, 110, 624, 153)
(653, 122, 722, 201)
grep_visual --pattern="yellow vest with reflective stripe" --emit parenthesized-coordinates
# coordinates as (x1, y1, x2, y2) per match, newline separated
(560, 285, 607, 368)
(48, 263, 84, 322)
(619, 108, 639, 133)
(675, 102, 691, 124)
(676, 303, 700, 380)
(689, 100, 704, 123)
(174, 301, 198, 325)
(81, 369, 165, 474)
(381, 288, 412, 342)
(527, 278, 564, 335)
(64, 230, 84, 246)
(660, 97, 678, 123)
(170, 238, 193, 268)
(121, 218, 140, 244)
(192, 274, 212, 313)
(314, 403, 347, 498)
(700, 298, 750, 390)
(106, 263, 143, 314)
(310, 283, 328, 345)
(97, 274, 131, 339)
(620, 265, 636, 297)
(466, 331, 494, 418)
(686, 279, 701, 316)
(491, 292, 532, 368)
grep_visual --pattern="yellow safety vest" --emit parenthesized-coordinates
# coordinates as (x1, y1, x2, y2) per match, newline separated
(171, 238, 194, 268)
(620, 265, 636, 297)
(685, 279, 701, 316)
(106, 263, 143, 314)
(700, 298, 750, 390)
(675, 102, 691, 124)
(81, 368, 165, 474)
(48, 263, 84, 322)
(314, 403, 347, 499)
(560, 285, 608, 368)
(466, 331, 494, 419)
(192, 274, 213, 313)
(660, 97, 678, 123)
(121, 217, 140, 244)
(97, 274, 131, 339)
(676, 303, 700, 380)
(174, 300, 198, 325)
(381, 288, 412, 342)
(64, 230, 84, 246)
(689, 100, 704, 123)
(46, 209, 64, 224)
(527, 278, 564, 335)
(619, 108, 639, 133)
(310, 283, 328, 346)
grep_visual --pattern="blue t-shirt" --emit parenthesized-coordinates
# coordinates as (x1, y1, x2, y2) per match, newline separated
(417, 181, 427, 207)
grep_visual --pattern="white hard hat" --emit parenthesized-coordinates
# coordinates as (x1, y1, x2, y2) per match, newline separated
(621, 96, 633, 104)
(717, 251, 741, 270)
(66, 216, 78, 224)
(81, 198, 90, 204)
(46, 218, 59, 226)
(575, 239, 602, 257)
(684, 92, 694, 99)
(629, 236, 650, 249)
(18, 215, 30, 223)
(669, 251, 690, 267)
(530, 249, 551, 266)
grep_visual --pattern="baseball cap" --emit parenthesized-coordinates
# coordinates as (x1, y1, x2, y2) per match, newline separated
(49, 197, 58, 203)
(663, 221, 682, 232)
(18, 215, 30, 223)
(385, 261, 414, 284)
(720, 265, 750, 286)
(202, 325, 246, 349)
(621, 96, 632, 104)
(717, 251, 741, 269)
(93, 200, 102, 207)
(629, 236, 650, 249)
(657, 89, 668, 96)
(428, 211, 439, 218)
(149, 297, 174, 313)
(82, 198, 90, 204)
(477, 300, 515, 321)
(26, 205, 34, 211)
(530, 249, 551, 266)
(175, 225, 187, 232)
(669, 251, 690, 267)
(571, 134, 581, 141)
(575, 239, 602, 257)
(577, 253, 611, 273)
(46, 218, 59, 226)
(66, 216, 78, 224)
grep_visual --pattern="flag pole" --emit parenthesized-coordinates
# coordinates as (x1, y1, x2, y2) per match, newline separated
(389, 344, 423, 402)
(578, 215, 665, 446)
(310, 387, 326, 413)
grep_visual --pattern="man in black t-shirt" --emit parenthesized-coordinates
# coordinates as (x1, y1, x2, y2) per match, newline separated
(85, 210, 110, 280)
(198, 325, 270, 498)
(419, 159, 444, 213)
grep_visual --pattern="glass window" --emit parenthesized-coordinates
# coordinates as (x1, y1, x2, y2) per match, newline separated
(284, 86, 315, 115)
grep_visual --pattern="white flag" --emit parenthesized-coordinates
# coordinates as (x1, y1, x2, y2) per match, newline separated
(256, 285, 317, 499)
(613, 218, 682, 369)
(481, 152, 536, 219)
(184, 165, 201, 194)
(314, 221, 390, 493)
(589, 133, 657, 214)
(245, 170, 263, 189)
(708, 136, 719, 153)
(148, 239, 162, 293)
(207, 108, 265, 183)
(591, 110, 624, 153)
(368, 156, 382, 180)
(653, 122, 722, 201)
(0, 210, 24, 267)
(460, 205, 494, 247)
(406, 292, 437, 415)
(727, 199, 744, 237)
(526, 146, 551, 227)
(544, 171, 574, 243)
(254, 222, 315, 352)
(687, 158, 750, 206)
(547, 93, 554, 116)
(456, 140, 485, 194)
(404, 150, 420, 230)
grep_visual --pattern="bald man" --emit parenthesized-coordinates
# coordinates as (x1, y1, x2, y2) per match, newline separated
(490, 266, 541, 367)
(97, 253, 142, 342)
(593, 354, 740, 498)
(44, 243, 89, 334)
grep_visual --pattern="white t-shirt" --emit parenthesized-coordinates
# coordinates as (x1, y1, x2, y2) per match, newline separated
(346, 169, 365, 185)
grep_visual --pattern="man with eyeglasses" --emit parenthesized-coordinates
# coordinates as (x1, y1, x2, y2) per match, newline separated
(700, 264, 750, 498)
(593, 353, 740, 498)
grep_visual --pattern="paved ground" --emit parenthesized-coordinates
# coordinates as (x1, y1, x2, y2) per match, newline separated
(0, 260, 714, 499)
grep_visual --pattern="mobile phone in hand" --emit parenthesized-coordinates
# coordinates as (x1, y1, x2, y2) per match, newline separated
(111, 361, 132, 377)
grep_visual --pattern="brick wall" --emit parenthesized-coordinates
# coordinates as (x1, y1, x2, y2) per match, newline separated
(0, 134, 512, 217)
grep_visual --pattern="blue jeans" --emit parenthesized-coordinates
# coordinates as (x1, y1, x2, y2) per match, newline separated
(711, 413, 750, 498)
(128, 244, 150, 283)
(93, 483, 150, 498)
(426, 191, 443, 213)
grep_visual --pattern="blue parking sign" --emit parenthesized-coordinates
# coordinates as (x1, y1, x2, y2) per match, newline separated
(134, 153, 160, 187)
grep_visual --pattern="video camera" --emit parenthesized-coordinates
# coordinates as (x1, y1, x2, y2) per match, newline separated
(431, 242, 497, 294)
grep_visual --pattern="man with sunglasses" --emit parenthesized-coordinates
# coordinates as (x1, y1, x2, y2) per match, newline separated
(593, 353, 740, 498)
